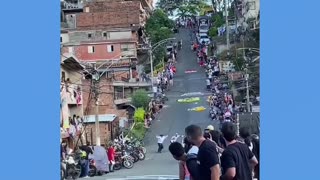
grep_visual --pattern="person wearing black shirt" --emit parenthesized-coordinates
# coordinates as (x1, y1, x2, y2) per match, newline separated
(185, 125, 220, 180)
(220, 122, 258, 180)
(79, 144, 93, 178)
(168, 142, 200, 180)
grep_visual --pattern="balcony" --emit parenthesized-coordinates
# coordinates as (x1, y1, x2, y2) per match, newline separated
(65, 84, 83, 105)
(114, 91, 132, 105)
(112, 79, 152, 87)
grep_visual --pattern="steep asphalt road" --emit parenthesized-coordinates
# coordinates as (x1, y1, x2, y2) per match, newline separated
(88, 28, 219, 180)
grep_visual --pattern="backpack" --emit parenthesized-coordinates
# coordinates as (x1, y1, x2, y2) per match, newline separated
(186, 153, 200, 180)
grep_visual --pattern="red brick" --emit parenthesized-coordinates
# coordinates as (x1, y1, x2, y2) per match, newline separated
(77, 1, 143, 29)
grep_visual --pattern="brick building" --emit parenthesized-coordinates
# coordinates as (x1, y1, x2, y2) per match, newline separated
(60, 54, 86, 147)
(61, 28, 139, 61)
(60, 0, 153, 145)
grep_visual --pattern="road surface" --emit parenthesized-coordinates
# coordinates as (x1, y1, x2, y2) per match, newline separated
(88, 28, 219, 180)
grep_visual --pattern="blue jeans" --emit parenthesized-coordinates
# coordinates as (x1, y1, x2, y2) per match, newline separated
(80, 159, 89, 177)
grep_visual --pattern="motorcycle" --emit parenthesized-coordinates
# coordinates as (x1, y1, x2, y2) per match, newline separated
(61, 162, 66, 180)
(114, 151, 134, 170)
(88, 159, 97, 177)
(62, 154, 81, 180)
(130, 145, 145, 161)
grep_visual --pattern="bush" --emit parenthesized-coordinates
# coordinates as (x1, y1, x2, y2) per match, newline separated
(209, 27, 218, 38)
(134, 108, 146, 123)
(128, 122, 146, 141)
(132, 89, 151, 110)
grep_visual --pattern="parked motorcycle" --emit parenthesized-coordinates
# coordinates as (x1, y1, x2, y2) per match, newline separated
(114, 151, 134, 170)
(61, 162, 66, 180)
(62, 154, 81, 180)
(88, 159, 97, 177)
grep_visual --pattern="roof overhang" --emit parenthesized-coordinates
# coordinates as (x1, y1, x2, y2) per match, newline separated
(84, 114, 117, 123)
(61, 54, 85, 71)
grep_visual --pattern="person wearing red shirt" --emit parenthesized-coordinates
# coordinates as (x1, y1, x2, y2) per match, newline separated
(107, 145, 116, 172)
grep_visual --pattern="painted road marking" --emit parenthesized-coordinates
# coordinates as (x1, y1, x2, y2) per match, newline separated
(187, 106, 206, 112)
(185, 70, 197, 73)
(181, 92, 204, 96)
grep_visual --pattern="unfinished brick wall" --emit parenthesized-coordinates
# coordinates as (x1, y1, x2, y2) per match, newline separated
(85, 1, 142, 13)
(77, 1, 142, 29)
(82, 78, 115, 115)
(76, 12, 141, 29)
(84, 119, 120, 145)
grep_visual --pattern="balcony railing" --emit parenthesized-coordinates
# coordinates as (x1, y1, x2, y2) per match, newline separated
(112, 79, 152, 87)
(114, 91, 132, 105)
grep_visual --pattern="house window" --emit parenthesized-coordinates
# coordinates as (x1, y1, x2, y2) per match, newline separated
(88, 46, 95, 53)
(121, 44, 129, 51)
(68, 47, 73, 53)
(60, 37, 63, 42)
(107, 45, 114, 52)
(103, 32, 110, 39)
(88, 33, 92, 38)
(121, 44, 134, 51)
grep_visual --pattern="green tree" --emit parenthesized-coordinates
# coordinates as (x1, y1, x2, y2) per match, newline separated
(209, 27, 218, 37)
(131, 89, 150, 110)
(212, 13, 224, 28)
(145, 9, 174, 69)
(128, 122, 146, 141)
(133, 108, 146, 123)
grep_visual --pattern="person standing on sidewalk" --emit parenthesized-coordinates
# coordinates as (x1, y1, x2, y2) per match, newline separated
(185, 125, 221, 180)
(220, 122, 258, 180)
(156, 134, 168, 153)
(107, 144, 115, 172)
(79, 144, 93, 178)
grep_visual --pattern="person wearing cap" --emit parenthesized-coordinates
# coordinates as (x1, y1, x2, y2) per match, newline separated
(204, 125, 224, 155)
(207, 125, 214, 131)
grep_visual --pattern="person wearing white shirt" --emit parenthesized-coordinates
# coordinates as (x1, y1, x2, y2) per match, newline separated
(170, 133, 181, 143)
(206, 79, 211, 90)
(156, 135, 168, 153)
(208, 72, 212, 82)
(153, 86, 158, 99)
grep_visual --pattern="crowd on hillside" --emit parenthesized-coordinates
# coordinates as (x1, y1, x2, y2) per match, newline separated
(161, 20, 260, 180)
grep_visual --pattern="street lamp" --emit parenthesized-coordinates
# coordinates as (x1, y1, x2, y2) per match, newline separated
(146, 37, 176, 85)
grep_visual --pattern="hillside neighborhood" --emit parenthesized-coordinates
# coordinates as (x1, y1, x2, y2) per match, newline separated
(60, 0, 260, 179)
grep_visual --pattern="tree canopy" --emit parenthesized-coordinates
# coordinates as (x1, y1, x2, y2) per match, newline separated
(145, 9, 174, 66)
(131, 89, 151, 110)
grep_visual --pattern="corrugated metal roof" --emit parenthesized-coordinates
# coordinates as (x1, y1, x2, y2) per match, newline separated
(84, 114, 117, 123)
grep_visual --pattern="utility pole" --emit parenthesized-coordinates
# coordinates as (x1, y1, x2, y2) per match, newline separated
(224, 0, 230, 51)
(149, 41, 154, 85)
(92, 67, 101, 146)
(245, 64, 250, 112)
